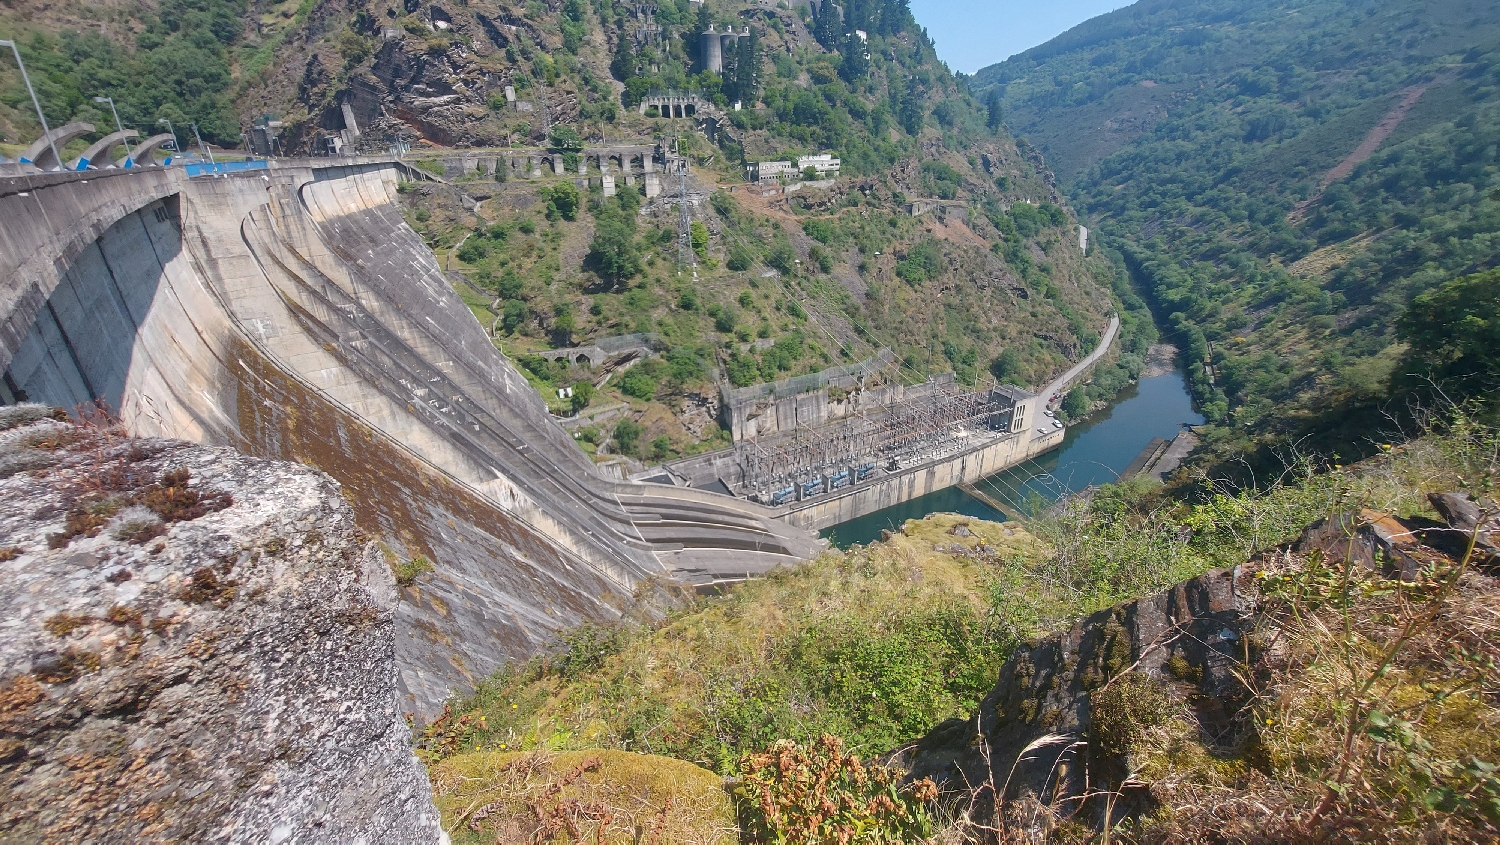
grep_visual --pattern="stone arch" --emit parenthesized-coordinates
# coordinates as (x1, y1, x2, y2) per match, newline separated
(120, 133, 177, 168)
(21, 122, 95, 171)
(72, 130, 139, 170)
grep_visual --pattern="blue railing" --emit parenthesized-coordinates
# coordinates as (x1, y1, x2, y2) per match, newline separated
(183, 160, 270, 177)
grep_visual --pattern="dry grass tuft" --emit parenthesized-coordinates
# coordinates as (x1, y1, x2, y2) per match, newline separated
(430, 749, 735, 844)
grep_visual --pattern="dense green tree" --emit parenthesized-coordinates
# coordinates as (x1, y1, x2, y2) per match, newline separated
(611, 35, 637, 82)
(613, 418, 643, 455)
(1395, 270, 1500, 405)
(569, 381, 595, 413)
(548, 125, 584, 151)
(1060, 390, 1089, 419)
(586, 217, 641, 286)
(543, 182, 581, 221)
(985, 90, 1002, 132)
(990, 348, 1022, 383)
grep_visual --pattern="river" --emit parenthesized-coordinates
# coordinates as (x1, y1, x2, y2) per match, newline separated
(821, 368, 1205, 547)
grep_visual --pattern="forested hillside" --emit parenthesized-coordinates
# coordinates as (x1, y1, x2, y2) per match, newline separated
(973, 0, 1500, 474)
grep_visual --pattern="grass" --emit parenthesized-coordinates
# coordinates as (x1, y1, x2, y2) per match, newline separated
(418, 413, 1499, 841)
(430, 749, 735, 844)
(418, 514, 1052, 773)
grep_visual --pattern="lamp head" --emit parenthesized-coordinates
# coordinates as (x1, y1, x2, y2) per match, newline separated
(93, 96, 110, 104)
(0, 40, 13, 48)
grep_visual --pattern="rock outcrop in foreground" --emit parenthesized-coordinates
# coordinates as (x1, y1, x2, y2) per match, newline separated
(0, 405, 442, 843)
(907, 492, 1497, 835)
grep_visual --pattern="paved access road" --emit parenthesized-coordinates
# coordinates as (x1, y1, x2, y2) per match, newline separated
(1042, 314, 1120, 406)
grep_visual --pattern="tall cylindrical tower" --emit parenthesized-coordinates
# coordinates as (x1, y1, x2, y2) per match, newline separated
(701, 25, 724, 73)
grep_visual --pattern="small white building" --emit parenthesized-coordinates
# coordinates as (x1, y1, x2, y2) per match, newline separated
(746, 160, 795, 182)
(797, 153, 841, 178)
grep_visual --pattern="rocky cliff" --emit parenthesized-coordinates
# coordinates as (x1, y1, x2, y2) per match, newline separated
(906, 490, 1500, 838)
(906, 561, 1262, 827)
(0, 404, 442, 843)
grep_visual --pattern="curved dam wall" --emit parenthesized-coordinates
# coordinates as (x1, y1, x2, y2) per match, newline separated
(0, 161, 820, 717)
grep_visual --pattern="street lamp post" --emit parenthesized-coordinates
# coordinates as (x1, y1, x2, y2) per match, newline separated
(156, 118, 180, 160)
(91, 96, 133, 164)
(188, 121, 215, 165)
(0, 40, 60, 171)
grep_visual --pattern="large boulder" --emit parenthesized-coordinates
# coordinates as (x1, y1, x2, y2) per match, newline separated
(904, 497, 1488, 834)
(904, 564, 1261, 827)
(0, 405, 442, 843)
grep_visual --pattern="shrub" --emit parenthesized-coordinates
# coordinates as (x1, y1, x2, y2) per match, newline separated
(767, 240, 799, 275)
(1089, 673, 1172, 758)
(613, 419, 643, 455)
(554, 624, 627, 680)
(619, 367, 658, 400)
(736, 735, 937, 844)
(690, 221, 710, 259)
(456, 239, 488, 263)
(802, 218, 836, 244)
(895, 240, 943, 285)
(392, 555, 434, 586)
(727, 245, 756, 271)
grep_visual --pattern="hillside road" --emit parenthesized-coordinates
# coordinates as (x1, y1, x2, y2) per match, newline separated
(1042, 314, 1120, 405)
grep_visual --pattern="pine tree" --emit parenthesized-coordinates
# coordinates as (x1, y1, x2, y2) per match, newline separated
(725, 28, 760, 105)
(839, 33, 869, 83)
(899, 76, 924, 135)
(612, 34, 636, 82)
(986, 90, 1003, 132)
(878, 0, 911, 36)
(812, 1, 841, 50)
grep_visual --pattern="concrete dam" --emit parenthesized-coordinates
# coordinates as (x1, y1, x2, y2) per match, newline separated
(0, 158, 822, 717)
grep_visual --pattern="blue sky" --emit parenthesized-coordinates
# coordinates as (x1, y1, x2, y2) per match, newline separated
(910, 0, 1135, 74)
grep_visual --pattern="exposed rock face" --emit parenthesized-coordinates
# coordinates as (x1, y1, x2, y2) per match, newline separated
(0, 406, 442, 843)
(906, 499, 1490, 831)
(1427, 492, 1499, 567)
(906, 564, 1261, 819)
